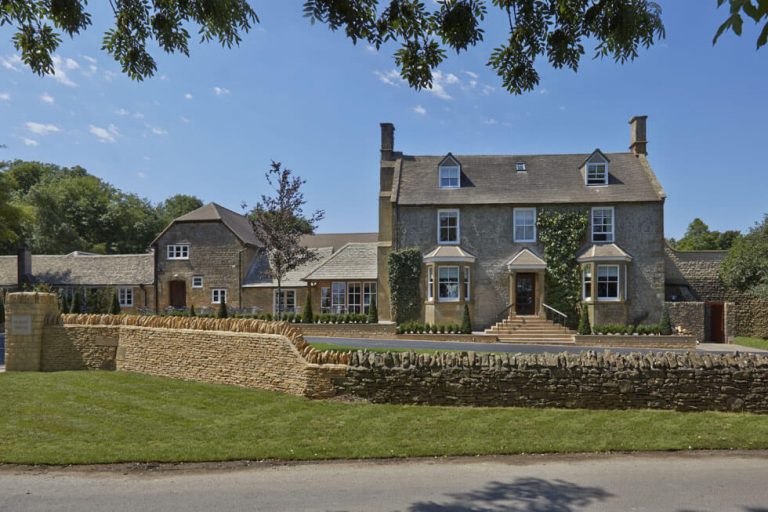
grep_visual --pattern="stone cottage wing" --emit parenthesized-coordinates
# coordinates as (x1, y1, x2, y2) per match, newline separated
(395, 152, 666, 205)
(302, 242, 378, 281)
(151, 202, 259, 247)
(0, 253, 154, 287)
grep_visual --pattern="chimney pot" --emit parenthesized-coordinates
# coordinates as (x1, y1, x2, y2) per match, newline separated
(380, 122, 395, 161)
(629, 115, 648, 156)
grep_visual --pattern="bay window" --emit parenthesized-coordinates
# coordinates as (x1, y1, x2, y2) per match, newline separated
(438, 266, 460, 301)
(596, 265, 620, 300)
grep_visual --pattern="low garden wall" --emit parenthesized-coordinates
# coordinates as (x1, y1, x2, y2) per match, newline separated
(330, 350, 768, 412)
(574, 335, 695, 349)
(297, 323, 397, 338)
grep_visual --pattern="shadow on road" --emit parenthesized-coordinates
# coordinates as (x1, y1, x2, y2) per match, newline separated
(407, 477, 613, 511)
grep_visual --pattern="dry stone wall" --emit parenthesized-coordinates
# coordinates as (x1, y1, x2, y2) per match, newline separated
(331, 349, 768, 413)
(41, 325, 119, 370)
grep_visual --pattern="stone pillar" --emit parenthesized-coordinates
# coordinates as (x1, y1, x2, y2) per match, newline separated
(4, 292, 59, 371)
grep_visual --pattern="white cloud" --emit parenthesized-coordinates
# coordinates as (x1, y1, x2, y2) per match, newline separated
(184, 93, 193, 100)
(0, 92, 10, 101)
(159, 74, 169, 81)
(413, 105, 427, 115)
(426, 71, 459, 100)
(149, 126, 168, 136)
(482, 85, 495, 96)
(137, 171, 146, 179)
(373, 70, 405, 87)
(89, 124, 119, 143)
(40, 93, 55, 104)
(484, 118, 498, 125)
(0, 54, 22, 71)
(464, 71, 479, 79)
(115, 108, 130, 116)
(213, 86, 230, 96)
(365, 44, 378, 53)
(25, 122, 61, 135)
(539, 88, 548, 95)
(81, 55, 97, 65)
(103, 70, 117, 82)
(180, 116, 191, 124)
(132, 112, 145, 119)
(49, 56, 77, 87)
(22, 138, 39, 147)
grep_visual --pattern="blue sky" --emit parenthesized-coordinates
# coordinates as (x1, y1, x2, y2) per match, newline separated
(1, 1, 766, 239)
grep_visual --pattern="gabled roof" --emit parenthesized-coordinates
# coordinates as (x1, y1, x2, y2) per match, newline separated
(302, 242, 378, 281)
(242, 247, 334, 288)
(394, 152, 665, 205)
(506, 248, 547, 270)
(423, 245, 476, 263)
(580, 149, 610, 168)
(300, 232, 378, 252)
(151, 202, 259, 247)
(0, 253, 154, 287)
(577, 243, 633, 263)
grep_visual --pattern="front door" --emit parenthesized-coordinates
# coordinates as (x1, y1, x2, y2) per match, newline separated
(515, 273, 536, 315)
(169, 281, 186, 308)
(709, 303, 725, 342)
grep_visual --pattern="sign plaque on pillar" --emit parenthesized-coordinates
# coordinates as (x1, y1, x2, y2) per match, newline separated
(10, 314, 33, 335)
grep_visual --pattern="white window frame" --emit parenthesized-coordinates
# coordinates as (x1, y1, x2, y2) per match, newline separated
(596, 265, 620, 301)
(513, 207, 537, 243)
(515, 162, 526, 172)
(439, 164, 460, 189)
(363, 282, 377, 314)
(274, 289, 296, 314)
(427, 266, 434, 302)
(437, 209, 460, 245)
(464, 267, 471, 302)
(192, 276, 203, 289)
(586, 162, 608, 186)
(118, 287, 133, 307)
(347, 282, 362, 314)
(320, 287, 331, 313)
(166, 244, 189, 260)
(591, 207, 615, 243)
(438, 266, 460, 302)
(582, 267, 592, 301)
(211, 288, 227, 304)
(331, 282, 346, 313)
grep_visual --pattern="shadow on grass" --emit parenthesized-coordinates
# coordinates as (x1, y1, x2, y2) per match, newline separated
(407, 477, 613, 511)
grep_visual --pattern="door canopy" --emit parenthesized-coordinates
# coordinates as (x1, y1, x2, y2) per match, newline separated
(506, 248, 547, 271)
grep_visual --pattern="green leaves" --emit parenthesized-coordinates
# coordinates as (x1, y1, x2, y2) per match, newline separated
(714, 0, 768, 48)
(388, 248, 422, 324)
(720, 214, 768, 300)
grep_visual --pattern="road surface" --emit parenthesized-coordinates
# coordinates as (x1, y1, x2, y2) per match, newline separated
(2, 452, 767, 511)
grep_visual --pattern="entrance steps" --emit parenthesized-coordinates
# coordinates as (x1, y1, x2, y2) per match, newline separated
(485, 315, 575, 344)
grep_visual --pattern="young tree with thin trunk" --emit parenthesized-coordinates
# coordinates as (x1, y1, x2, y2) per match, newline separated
(246, 161, 324, 320)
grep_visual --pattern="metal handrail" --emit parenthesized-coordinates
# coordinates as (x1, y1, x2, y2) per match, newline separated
(542, 303, 568, 326)
(495, 303, 515, 323)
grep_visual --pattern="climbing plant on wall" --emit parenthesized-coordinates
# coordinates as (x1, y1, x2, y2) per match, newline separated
(388, 248, 422, 324)
(537, 209, 589, 328)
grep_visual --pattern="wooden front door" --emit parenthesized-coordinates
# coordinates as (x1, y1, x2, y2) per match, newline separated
(515, 273, 536, 315)
(709, 302, 725, 343)
(169, 281, 186, 308)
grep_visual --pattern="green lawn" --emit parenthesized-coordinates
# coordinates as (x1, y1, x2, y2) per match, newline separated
(735, 336, 768, 350)
(2, 371, 768, 465)
(308, 341, 504, 354)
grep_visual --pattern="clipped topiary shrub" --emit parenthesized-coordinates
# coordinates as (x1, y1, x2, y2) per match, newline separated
(461, 304, 472, 334)
(217, 299, 228, 319)
(302, 294, 314, 323)
(189, 304, 196, 317)
(367, 299, 378, 324)
(659, 307, 673, 335)
(577, 306, 591, 335)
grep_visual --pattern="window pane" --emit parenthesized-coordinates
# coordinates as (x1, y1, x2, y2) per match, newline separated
(440, 166, 459, 188)
(439, 211, 459, 243)
(438, 266, 460, 300)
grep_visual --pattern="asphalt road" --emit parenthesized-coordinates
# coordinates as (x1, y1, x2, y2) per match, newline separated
(2, 453, 768, 511)
(306, 335, 765, 355)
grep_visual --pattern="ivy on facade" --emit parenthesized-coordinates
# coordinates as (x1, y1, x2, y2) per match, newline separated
(387, 248, 422, 324)
(537, 209, 589, 327)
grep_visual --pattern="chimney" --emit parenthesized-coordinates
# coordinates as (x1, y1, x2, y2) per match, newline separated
(629, 115, 648, 156)
(17, 246, 32, 289)
(380, 122, 395, 161)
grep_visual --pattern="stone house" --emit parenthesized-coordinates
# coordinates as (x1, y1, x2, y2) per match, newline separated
(0, 250, 155, 312)
(376, 117, 668, 332)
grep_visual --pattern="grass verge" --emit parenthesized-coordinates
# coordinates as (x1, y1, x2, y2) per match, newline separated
(735, 336, 768, 350)
(2, 371, 768, 465)
(308, 341, 503, 354)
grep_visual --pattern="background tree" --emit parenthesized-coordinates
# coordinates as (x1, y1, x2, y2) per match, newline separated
(247, 161, 324, 319)
(720, 214, 768, 300)
(3, 2, 764, 94)
(669, 218, 742, 251)
(156, 194, 204, 228)
(0, 172, 28, 253)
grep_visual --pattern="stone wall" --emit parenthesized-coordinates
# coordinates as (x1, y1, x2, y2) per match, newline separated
(666, 302, 706, 342)
(665, 246, 768, 338)
(573, 334, 695, 349)
(331, 350, 768, 413)
(41, 325, 119, 370)
(298, 323, 397, 338)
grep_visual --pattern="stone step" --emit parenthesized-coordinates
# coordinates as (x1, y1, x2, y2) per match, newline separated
(497, 337, 575, 344)
(489, 331, 575, 338)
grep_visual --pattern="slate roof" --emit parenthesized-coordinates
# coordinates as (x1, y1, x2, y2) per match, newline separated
(152, 202, 259, 247)
(577, 243, 633, 263)
(506, 248, 547, 269)
(394, 152, 665, 205)
(302, 243, 378, 281)
(242, 247, 335, 288)
(300, 232, 378, 251)
(0, 253, 154, 287)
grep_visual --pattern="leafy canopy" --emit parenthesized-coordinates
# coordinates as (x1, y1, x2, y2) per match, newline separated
(669, 218, 742, 251)
(2, 2, 763, 94)
(720, 214, 768, 300)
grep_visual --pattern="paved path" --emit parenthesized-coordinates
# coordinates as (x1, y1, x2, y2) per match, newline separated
(2, 452, 768, 511)
(307, 336, 766, 355)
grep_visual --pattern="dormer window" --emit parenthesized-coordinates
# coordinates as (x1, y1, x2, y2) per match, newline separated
(587, 163, 608, 185)
(438, 154, 461, 188)
(515, 162, 526, 172)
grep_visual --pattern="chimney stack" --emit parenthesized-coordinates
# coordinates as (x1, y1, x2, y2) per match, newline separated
(380, 122, 395, 161)
(629, 115, 648, 156)
(17, 246, 32, 289)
